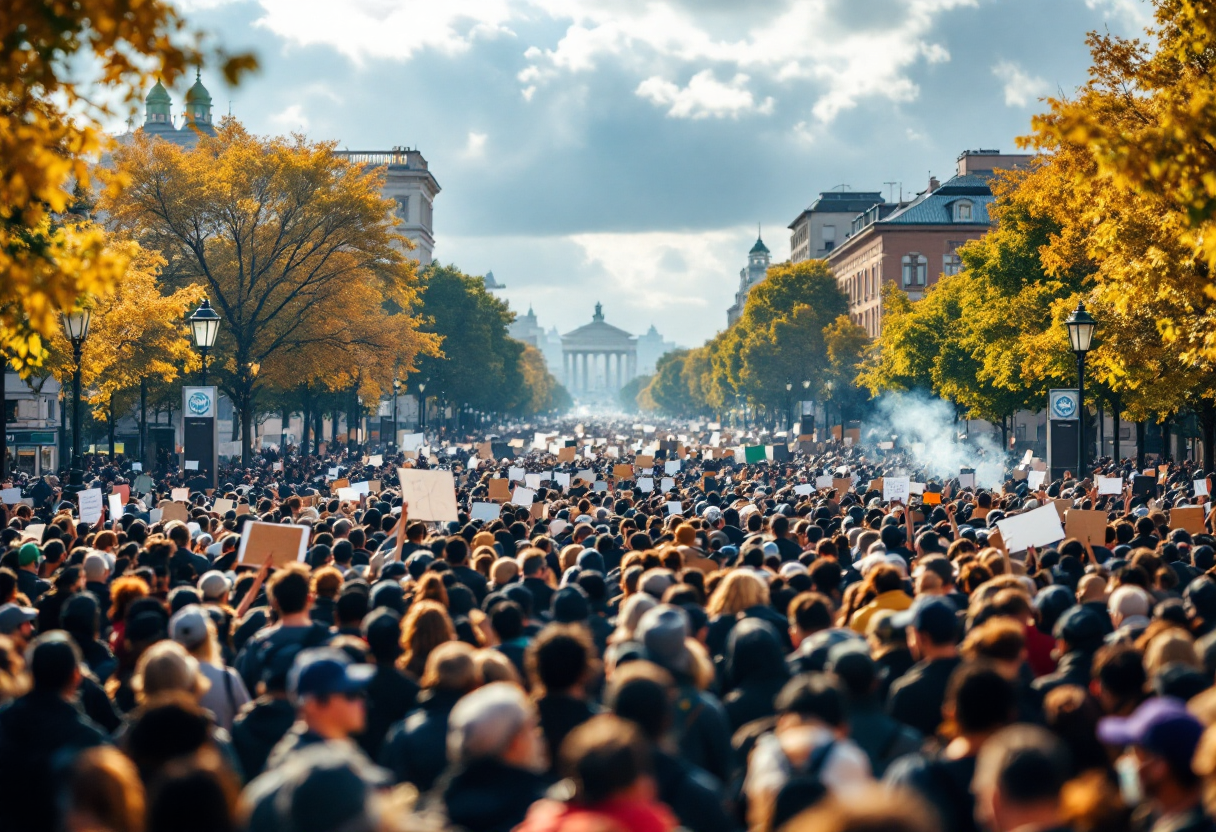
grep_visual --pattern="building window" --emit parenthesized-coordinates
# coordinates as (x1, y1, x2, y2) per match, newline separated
(954, 200, 973, 222)
(396, 197, 409, 221)
(943, 253, 962, 276)
(901, 253, 927, 287)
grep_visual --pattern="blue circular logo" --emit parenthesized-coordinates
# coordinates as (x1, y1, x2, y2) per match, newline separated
(188, 391, 211, 416)
(1052, 394, 1077, 419)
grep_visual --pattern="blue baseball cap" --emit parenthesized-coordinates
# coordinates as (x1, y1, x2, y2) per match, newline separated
(891, 596, 958, 643)
(288, 648, 375, 700)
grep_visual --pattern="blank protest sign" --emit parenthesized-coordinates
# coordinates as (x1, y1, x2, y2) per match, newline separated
(238, 521, 309, 565)
(996, 503, 1065, 552)
(396, 468, 459, 522)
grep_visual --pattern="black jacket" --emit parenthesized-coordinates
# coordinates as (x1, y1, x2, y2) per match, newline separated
(359, 663, 419, 761)
(1031, 649, 1094, 697)
(847, 697, 923, 777)
(722, 618, 789, 731)
(379, 687, 462, 792)
(521, 577, 555, 615)
(652, 748, 736, 832)
(536, 694, 596, 774)
(437, 757, 550, 832)
(0, 691, 108, 832)
(452, 565, 489, 604)
(885, 751, 978, 832)
(231, 696, 296, 779)
(887, 656, 962, 738)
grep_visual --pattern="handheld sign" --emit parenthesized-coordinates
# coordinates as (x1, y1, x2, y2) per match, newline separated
(78, 488, 103, 524)
(238, 521, 309, 565)
(1096, 476, 1122, 496)
(996, 503, 1065, 552)
(396, 468, 459, 522)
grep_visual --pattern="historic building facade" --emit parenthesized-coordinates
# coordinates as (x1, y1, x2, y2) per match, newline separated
(726, 233, 772, 326)
(561, 304, 638, 397)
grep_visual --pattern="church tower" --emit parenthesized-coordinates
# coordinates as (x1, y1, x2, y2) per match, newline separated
(184, 69, 213, 128)
(144, 78, 172, 127)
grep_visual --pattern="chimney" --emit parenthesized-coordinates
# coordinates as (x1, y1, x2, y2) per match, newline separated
(928, 175, 940, 192)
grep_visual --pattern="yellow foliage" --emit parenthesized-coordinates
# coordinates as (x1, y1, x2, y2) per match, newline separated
(0, 0, 255, 370)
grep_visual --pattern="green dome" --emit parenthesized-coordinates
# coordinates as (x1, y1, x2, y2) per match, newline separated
(185, 71, 212, 105)
(146, 78, 171, 104)
(750, 236, 769, 255)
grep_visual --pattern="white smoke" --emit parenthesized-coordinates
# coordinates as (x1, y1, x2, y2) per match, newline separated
(864, 392, 1009, 488)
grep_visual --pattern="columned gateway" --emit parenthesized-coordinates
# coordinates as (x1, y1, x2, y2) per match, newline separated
(561, 304, 638, 400)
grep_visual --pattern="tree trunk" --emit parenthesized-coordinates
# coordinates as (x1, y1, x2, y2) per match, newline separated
(241, 392, 254, 467)
(1136, 420, 1146, 469)
(1000, 414, 1009, 451)
(1161, 416, 1172, 463)
(1097, 401, 1104, 460)
(1200, 398, 1216, 472)
(281, 405, 290, 451)
(301, 387, 311, 457)
(1112, 399, 1121, 463)
(347, 387, 358, 453)
(330, 407, 339, 447)
(139, 377, 148, 468)
(108, 396, 115, 460)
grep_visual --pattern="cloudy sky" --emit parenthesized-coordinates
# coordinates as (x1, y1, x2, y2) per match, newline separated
(157, 0, 1149, 347)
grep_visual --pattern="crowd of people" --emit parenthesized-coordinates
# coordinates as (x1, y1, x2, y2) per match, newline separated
(2, 417, 1216, 832)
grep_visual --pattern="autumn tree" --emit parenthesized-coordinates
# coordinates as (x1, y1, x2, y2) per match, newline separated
(821, 315, 870, 427)
(0, 1, 254, 371)
(102, 123, 438, 463)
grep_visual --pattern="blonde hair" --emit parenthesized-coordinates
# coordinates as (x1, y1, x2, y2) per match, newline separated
(133, 641, 208, 703)
(419, 640, 479, 691)
(706, 569, 769, 617)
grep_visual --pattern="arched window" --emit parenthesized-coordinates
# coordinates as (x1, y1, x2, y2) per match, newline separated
(901, 253, 927, 287)
(954, 200, 973, 222)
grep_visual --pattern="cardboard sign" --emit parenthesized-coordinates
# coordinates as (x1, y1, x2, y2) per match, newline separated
(635, 455, 655, 471)
(613, 464, 634, 480)
(1097, 476, 1123, 496)
(557, 446, 576, 463)
(1053, 499, 1071, 520)
(171, 487, 189, 502)
(1170, 506, 1206, 535)
(987, 530, 1006, 552)
(1065, 509, 1108, 546)
(236, 503, 251, 516)
(395, 468, 459, 521)
(161, 502, 189, 524)
(470, 502, 500, 522)
(78, 488, 103, 523)
(488, 479, 511, 502)
(868, 478, 883, 494)
(511, 486, 536, 507)
(238, 521, 309, 565)
(832, 478, 852, 495)
(332, 478, 350, 490)
(996, 503, 1066, 552)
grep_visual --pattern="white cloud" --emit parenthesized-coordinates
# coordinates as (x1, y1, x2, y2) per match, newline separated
(252, 0, 517, 63)
(269, 103, 309, 129)
(992, 60, 1050, 107)
(1083, 0, 1152, 26)
(464, 131, 489, 157)
(636, 71, 772, 120)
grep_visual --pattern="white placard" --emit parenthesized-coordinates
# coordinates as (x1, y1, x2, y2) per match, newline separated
(349, 481, 371, 495)
(666, 501, 683, 516)
(1028, 470, 1047, 489)
(337, 487, 362, 502)
(78, 488, 103, 523)
(661, 477, 675, 492)
(664, 460, 681, 475)
(400, 433, 425, 452)
(327, 467, 339, 480)
(470, 502, 500, 521)
(1196, 479, 1210, 497)
(550, 518, 569, 536)
(575, 469, 595, 484)
(20, 524, 44, 543)
(183, 460, 198, 471)
(795, 484, 814, 496)
(554, 472, 571, 489)
(149, 509, 163, 523)
(1097, 476, 1123, 495)
(593, 481, 608, 492)
(395, 468, 460, 521)
(958, 473, 976, 490)
(214, 498, 235, 514)
(368, 455, 383, 467)
(107, 494, 123, 519)
(509, 466, 526, 483)
(815, 475, 833, 489)
(525, 473, 543, 490)
(637, 477, 654, 493)
(171, 487, 189, 502)
(511, 486, 536, 507)
(273, 461, 283, 472)
(883, 476, 911, 503)
(996, 503, 1066, 552)
(908, 482, 925, 495)
(131, 462, 143, 471)
(0, 488, 21, 504)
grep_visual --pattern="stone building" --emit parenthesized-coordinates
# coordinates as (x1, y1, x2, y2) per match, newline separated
(787, 191, 884, 263)
(561, 304, 638, 398)
(330, 148, 441, 266)
(726, 232, 773, 326)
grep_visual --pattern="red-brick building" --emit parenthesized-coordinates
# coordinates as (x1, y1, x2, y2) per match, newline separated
(825, 150, 1031, 338)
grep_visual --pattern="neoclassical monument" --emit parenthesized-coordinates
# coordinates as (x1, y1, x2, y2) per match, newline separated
(561, 304, 638, 395)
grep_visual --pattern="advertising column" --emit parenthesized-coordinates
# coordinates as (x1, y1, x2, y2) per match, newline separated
(182, 386, 218, 490)
(1047, 389, 1079, 482)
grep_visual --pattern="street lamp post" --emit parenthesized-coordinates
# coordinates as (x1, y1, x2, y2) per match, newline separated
(188, 299, 221, 385)
(417, 381, 427, 433)
(62, 307, 92, 490)
(802, 380, 812, 435)
(784, 381, 793, 430)
(391, 378, 400, 450)
(823, 380, 835, 441)
(1065, 302, 1097, 478)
